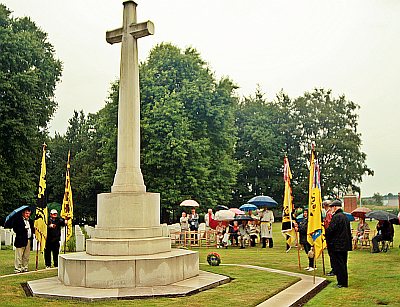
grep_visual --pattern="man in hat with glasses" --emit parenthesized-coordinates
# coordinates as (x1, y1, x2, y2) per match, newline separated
(325, 200, 352, 288)
(45, 209, 66, 268)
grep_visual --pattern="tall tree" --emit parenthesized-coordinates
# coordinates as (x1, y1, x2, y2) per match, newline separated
(0, 5, 62, 218)
(276, 88, 373, 198)
(140, 43, 239, 220)
(233, 88, 285, 207)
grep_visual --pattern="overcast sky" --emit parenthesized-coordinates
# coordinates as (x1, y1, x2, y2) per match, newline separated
(3, 0, 400, 198)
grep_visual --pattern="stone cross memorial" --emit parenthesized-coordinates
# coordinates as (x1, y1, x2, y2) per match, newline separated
(106, 2, 153, 193)
(57, 0, 199, 289)
(28, 2, 227, 299)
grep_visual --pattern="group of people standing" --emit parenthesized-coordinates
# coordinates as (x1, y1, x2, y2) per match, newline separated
(12, 207, 66, 273)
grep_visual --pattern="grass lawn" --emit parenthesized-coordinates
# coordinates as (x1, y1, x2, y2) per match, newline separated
(1, 221, 399, 306)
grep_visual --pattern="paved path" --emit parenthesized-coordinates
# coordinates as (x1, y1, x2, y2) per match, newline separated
(0, 267, 57, 279)
(221, 264, 327, 307)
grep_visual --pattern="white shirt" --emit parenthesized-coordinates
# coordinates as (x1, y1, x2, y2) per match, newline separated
(24, 218, 31, 238)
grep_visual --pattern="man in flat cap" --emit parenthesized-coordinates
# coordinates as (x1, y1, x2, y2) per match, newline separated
(325, 200, 352, 288)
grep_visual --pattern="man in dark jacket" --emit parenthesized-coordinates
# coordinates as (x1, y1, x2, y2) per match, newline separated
(325, 200, 352, 288)
(13, 208, 34, 273)
(298, 208, 315, 271)
(371, 220, 394, 253)
(45, 209, 65, 268)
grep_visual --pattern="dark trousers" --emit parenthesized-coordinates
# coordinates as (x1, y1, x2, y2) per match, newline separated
(327, 248, 335, 273)
(372, 234, 384, 252)
(230, 233, 239, 245)
(330, 250, 348, 287)
(303, 242, 314, 268)
(250, 235, 257, 247)
(261, 237, 273, 248)
(45, 240, 60, 267)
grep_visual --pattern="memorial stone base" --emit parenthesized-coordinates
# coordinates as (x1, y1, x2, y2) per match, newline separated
(58, 249, 199, 288)
(27, 191, 227, 300)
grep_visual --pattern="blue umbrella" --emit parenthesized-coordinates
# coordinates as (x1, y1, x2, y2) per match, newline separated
(239, 204, 257, 212)
(4, 205, 30, 228)
(344, 212, 355, 222)
(296, 213, 304, 222)
(248, 195, 278, 209)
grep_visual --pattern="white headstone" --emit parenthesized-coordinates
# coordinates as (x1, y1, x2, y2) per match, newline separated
(4, 229, 12, 246)
(84, 225, 94, 238)
(161, 223, 170, 237)
(60, 227, 66, 248)
(0, 227, 5, 244)
(32, 237, 38, 251)
(75, 225, 85, 252)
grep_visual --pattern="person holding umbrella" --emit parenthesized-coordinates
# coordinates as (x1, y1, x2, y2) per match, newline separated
(188, 208, 199, 231)
(371, 220, 394, 253)
(188, 208, 199, 245)
(260, 208, 274, 248)
(12, 207, 34, 273)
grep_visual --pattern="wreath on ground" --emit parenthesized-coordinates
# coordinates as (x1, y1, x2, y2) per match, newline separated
(207, 252, 221, 266)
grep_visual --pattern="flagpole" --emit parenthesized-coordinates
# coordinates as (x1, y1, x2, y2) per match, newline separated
(296, 231, 301, 270)
(313, 257, 316, 284)
(64, 224, 67, 254)
(35, 240, 39, 270)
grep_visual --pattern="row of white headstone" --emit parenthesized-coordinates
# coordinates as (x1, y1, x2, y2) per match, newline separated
(0, 225, 87, 252)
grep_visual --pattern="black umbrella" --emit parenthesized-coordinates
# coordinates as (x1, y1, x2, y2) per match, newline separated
(248, 195, 278, 209)
(365, 210, 398, 222)
(4, 205, 30, 228)
(234, 215, 253, 221)
(215, 205, 229, 211)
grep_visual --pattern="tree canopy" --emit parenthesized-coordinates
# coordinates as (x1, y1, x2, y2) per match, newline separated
(274, 88, 373, 200)
(0, 6, 374, 221)
(0, 4, 62, 217)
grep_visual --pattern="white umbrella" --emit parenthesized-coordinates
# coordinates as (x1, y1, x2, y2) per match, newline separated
(179, 199, 200, 207)
(215, 209, 235, 221)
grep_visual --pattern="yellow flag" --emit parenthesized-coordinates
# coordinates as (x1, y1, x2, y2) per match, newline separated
(34, 144, 48, 252)
(307, 146, 326, 259)
(60, 151, 74, 243)
(281, 156, 296, 247)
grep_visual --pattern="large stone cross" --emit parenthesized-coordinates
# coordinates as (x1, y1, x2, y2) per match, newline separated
(106, 1, 154, 193)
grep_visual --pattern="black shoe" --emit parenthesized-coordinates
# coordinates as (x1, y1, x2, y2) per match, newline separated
(326, 272, 335, 277)
(337, 284, 348, 288)
(371, 250, 380, 253)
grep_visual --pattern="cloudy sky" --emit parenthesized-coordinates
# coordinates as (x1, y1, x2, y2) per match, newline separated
(3, 0, 400, 197)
